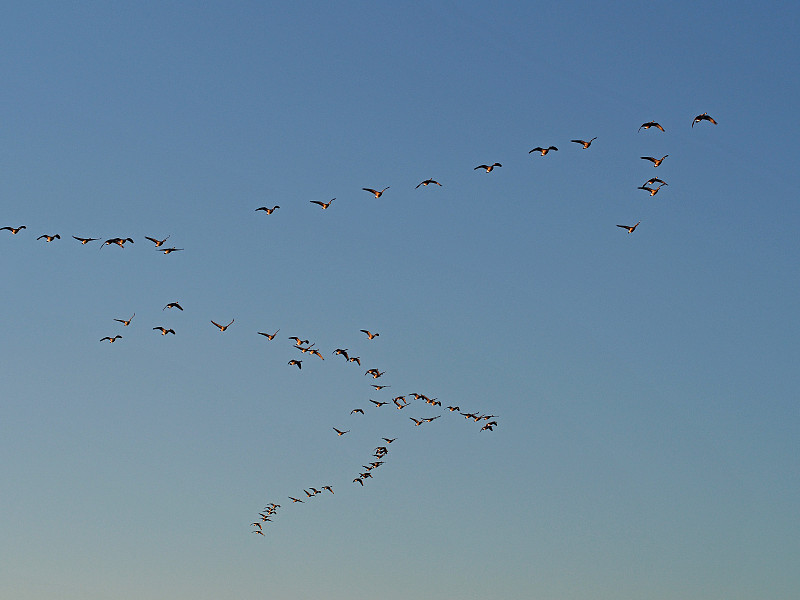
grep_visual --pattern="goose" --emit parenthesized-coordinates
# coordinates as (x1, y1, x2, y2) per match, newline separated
(102, 237, 134, 248)
(639, 121, 665, 132)
(72, 236, 99, 244)
(289, 336, 310, 346)
(308, 349, 324, 360)
(322, 485, 334, 494)
(211, 318, 235, 332)
(348, 356, 361, 365)
(371, 384, 390, 390)
(255, 206, 280, 214)
(529, 146, 558, 156)
(333, 427, 350, 436)
(288, 359, 302, 369)
(692, 112, 717, 127)
(145, 235, 169, 247)
(289, 496, 304, 503)
(641, 155, 668, 167)
(100, 335, 122, 343)
(37, 234, 60, 242)
(570, 137, 597, 148)
(637, 184, 666, 196)
(353, 477, 364, 486)
(114, 314, 135, 326)
(153, 326, 176, 335)
(415, 178, 442, 188)
(474, 163, 502, 172)
(369, 399, 388, 407)
(257, 329, 279, 340)
(252, 530, 265, 535)
(163, 302, 183, 311)
(644, 177, 667, 186)
(617, 221, 640, 233)
(410, 417, 424, 426)
(310, 198, 334, 209)
(363, 187, 389, 198)
(1, 225, 26, 234)
(360, 329, 379, 339)
(333, 348, 350, 360)
(157, 247, 183, 254)
(351, 408, 364, 415)
(382, 437, 396, 443)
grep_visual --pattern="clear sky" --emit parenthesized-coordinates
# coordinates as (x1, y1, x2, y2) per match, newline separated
(2, 2, 798, 599)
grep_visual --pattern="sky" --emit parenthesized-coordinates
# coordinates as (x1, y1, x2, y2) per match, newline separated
(1, 1, 798, 598)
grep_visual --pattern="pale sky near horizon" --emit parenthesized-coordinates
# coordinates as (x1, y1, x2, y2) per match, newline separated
(2, 2, 798, 599)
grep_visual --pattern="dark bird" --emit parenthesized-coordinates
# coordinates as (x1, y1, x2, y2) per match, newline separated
(252, 530, 265, 535)
(571, 137, 597, 149)
(114, 314, 135, 326)
(163, 302, 183, 311)
(644, 177, 667, 186)
(333, 348, 350, 360)
(308, 348, 324, 360)
(351, 408, 365, 415)
(416, 178, 442, 188)
(637, 184, 666, 196)
(72, 236, 99, 244)
(639, 121, 665, 132)
(363, 187, 390, 198)
(288, 359, 302, 369)
(474, 163, 502, 172)
(289, 496, 304, 503)
(617, 221, 641, 233)
(369, 399, 388, 407)
(382, 437, 396, 443)
(322, 485, 334, 494)
(365, 369, 385, 379)
(211, 318, 235, 332)
(447, 405, 461, 412)
(410, 417, 424, 426)
(692, 112, 717, 127)
(641, 155, 668, 167)
(258, 330, 279, 340)
(153, 326, 176, 335)
(145, 235, 170, 247)
(333, 427, 350, 436)
(348, 356, 361, 365)
(288, 336, 310, 346)
(353, 477, 364, 486)
(310, 198, 335, 209)
(255, 206, 280, 214)
(102, 237, 134, 248)
(371, 384, 390, 390)
(100, 335, 122, 343)
(360, 329, 379, 339)
(37, 234, 60, 242)
(1, 225, 26, 234)
(158, 247, 183, 254)
(529, 146, 558, 156)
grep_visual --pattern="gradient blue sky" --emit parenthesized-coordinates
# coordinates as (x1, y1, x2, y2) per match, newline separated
(2, 2, 798, 599)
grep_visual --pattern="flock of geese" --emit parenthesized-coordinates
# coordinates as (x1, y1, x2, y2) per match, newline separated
(4, 113, 716, 538)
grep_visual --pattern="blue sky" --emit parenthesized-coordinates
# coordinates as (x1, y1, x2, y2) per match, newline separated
(1, 2, 798, 599)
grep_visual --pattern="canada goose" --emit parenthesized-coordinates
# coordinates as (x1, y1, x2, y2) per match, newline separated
(410, 417, 424, 426)
(351, 408, 364, 415)
(310, 198, 334, 209)
(382, 437, 396, 443)
(211, 318, 235, 332)
(423, 416, 441, 423)
(251, 522, 263, 529)
(638, 184, 666, 196)
(366, 369, 385, 379)
(289, 496, 304, 503)
(153, 326, 176, 335)
(333, 348, 350, 360)
(480, 423, 494, 431)
(529, 146, 558, 155)
(252, 530, 265, 535)
(348, 356, 361, 365)
(102, 237, 134, 247)
(72, 236, 99, 244)
(289, 336, 310, 346)
(288, 359, 302, 369)
(145, 235, 169, 247)
(257, 329, 279, 340)
(158, 247, 183, 254)
(393, 398, 407, 409)
(255, 206, 280, 214)
(360, 329, 379, 339)
(333, 427, 350, 436)
(371, 384, 390, 390)
(639, 121, 665, 132)
(644, 177, 667, 186)
(353, 477, 364, 486)
(363, 187, 389, 198)
(571, 137, 597, 148)
(641, 155, 668, 167)
(163, 302, 183, 311)
(447, 405, 461, 412)
(1, 225, 26, 234)
(474, 163, 502, 172)
(37, 234, 60, 242)
(617, 221, 640, 233)
(692, 112, 717, 127)
(114, 314, 135, 326)
(322, 485, 334, 494)
(308, 348, 324, 360)
(416, 178, 442, 188)
(369, 399, 388, 407)
(100, 335, 122, 343)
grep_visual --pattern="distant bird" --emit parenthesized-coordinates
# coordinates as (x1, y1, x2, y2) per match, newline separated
(360, 329, 379, 339)
(145, 235, 170, 247)
(289, 496, 304, 503)
(365, 369, 385, 378)
(447, 405, 461, 412)
(100, 335, 122, 343)
(289, 336, 310, 346)
(474, 163, 502, 172)
(252, 530, 265, 535)
(637, 184, 666, 196)
(644, 177, 667, 186)
(363, 187, 389, 198)
(480, 424, 494, 431)
(333, 348, 350, 360)
(353, 477, 364, 486)
(382, 437, 396, 443)
(529, 146, 558, 155)
(351, 408, 364, 415)
(423, 416, 441, 423)
(288, 359, 302, 369)
(617, 221, 641, 233)
(322, 485, 334, 494)
(570, 137, 597, 149)
(1, 225, 26, 234)
(72, 236, 99, 244)
(416, 178, 442, 188)
(348, 356, 361, 365)
(371, 384, 390, 390)
(410, 417, 424, 426)
(114, 314, 135, 326)
(163, 302, 183, 311)
(37, 234, 60, 242)
(258, 329, 279, 340)
(369, 399, 388, 407)
(641, 155, 668, 167)
(692, 112, 717, 127)
(333, 427, 350, 436)
(102, 237, 134, 248)
(255, 206, 280, 214)
(153, 326, 176, 335)
(310, 198, 334, 209)
(308, 348, 324, 360)
(639, 121, 665, 132)
(251, 522, 263, 529)
(211, 318, 235, 332)
(158, 247, 183, 254)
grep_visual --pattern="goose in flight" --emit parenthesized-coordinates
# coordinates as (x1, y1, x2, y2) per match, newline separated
(72, 236, 99, 244)
(639, 121, 665, 132)
(365, 369, 385, 379)
(289, 336, 310, 346)
(410, 417, 424, 426)
(353, 477, 364, 486)
(617, 221, 641, 233)
(474, 163, 502, 172)
(692, 112, 717, 127)
(571, 137, 597, 148)
(289, 496, 304, 503)
(153, 326, 176, 335)
(37, 234, 60, 242)
(371, 384, 390, 390)
(100, 335, 122, 343)
(348, 356, 361, 365)
(1, 225, 26, 234)
(308, 348, 324, 360)
(360, 329, 379, 339)
(310, 198, 335, 209)
(382, 437, 396, 443)
(334, 348, 350, 360)
(416, 178, 442, 188)
(164, 302, 183, 311)
(333, 427, 350, 436)
(145, 235, 170, 247)
(363, 187, 389, 198)
(350, 408, 365, 415)
(114, 314, 135, 326)
(638, 184, 666, 196)
(252, 530, 265, 535)
(641, 155, 668, 167)
(102, 237, 134, 248)
(255, 206, 280, 214)
(211, 318, 235, 332)
(288, 359, 302, 369)
(529, 146, 558, 156)
(322, 485, 334, 494)
(369, 399, 388, 407)
(644, 177, 667, 186)
(157, 247, 183, 254)
(258, 329, 279, 340)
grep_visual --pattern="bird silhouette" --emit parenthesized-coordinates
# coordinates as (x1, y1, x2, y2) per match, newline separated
(164, 302, 183, 311)
(360, 329, 379, 339)
(145, 235, 170, 246)
(153, 326, 176, 335)
(529, 146, 558, 155)
(114, 314, 135, 326)
(37, 234, 60, 242)
(255, 206, 280, 214)
(617, 221, 641, 233)
(158, 247, 183, 254)
(333, 427, 350, 436)
(474, 163, 502, 172)
(639, 121, 665, 132)
(100, 335, 122, 343)
(571, 137, 597, 148)
(363, 187, 390, 198)
(310, 198, 335, 209)
(72, 236, 99, 244)
(1, 226, 26, 234)
(258, 329, 279, 340)
(638, 184, 666, 196)
(211, 319, 235, 332)
(288, 359, 302, 369)
(641, 155, 668, 167)
(692, 112, 717, 127)
(416, 178, 442, 188)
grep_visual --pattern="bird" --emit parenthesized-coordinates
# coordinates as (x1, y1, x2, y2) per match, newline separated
(333, 348, 350, 360)
(410, 417, 424, 426)
(474, 163, 502, 172)
(480, 424, 494, 431)
(308, 349, 324, 360)
(644, 177, 667, 186)
(371, 384, 390, 390)
(289, 496, 304, 503)
(158, 247, 183, 254)
(252, 530, 265, 535)
(211, 319, 235, 332)
(145, 235, 170, 247)
(353, 477, 364, 486)
(322, 485, 334, 494)
(351, 409, 364, 415)
(289, 336, 310, 346)
(637, 184, 666, 196)
(1, 225, 26, 234)
(348, 356, 361, 365)
(571, 137, 597, 148)
(153, 326, 176, 335)
(251, 522, 263, 529)
(641, 155, 668, 167)
(163, 302, 183, 311)
(258, 330, 279, 340)
(37, 234, 60, 242)
(333, 427, 350, 436)
(423, 416, 441, 423)
(639, 121, 665, 132)
(288, 359, 302, 369)
(100, 335, 122, 343)
(310, 198, 334, 209)
(692, 112, 717, 127)
(382, 437, 396, 443)
(102, 237, 134, 247)
(447, 405, 461, 412)
(72, 236, 99, 244)
(363, 187, 389, 198)
(360, 329, 379, 339)
(416, 178, 442, 188)
(529, 146, 558, 155)
(366, 369, 385, 379)
(114, 314, 135, 326)
(617, 221, 641, 233)
(255, 206, 280, 214)
(369, 399, 388, 407)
